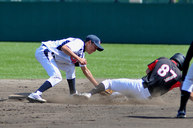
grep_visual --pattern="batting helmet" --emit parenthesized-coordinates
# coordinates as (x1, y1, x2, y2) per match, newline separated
(170, 53, 185, 71)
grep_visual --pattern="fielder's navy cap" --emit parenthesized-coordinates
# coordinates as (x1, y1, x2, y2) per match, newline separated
(85, 34, 104, 51)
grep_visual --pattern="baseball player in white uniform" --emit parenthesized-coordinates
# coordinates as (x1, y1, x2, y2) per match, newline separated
(27, 34, 104, 103)
(177, 41, 193, 118)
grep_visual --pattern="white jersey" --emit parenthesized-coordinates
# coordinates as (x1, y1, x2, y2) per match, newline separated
(42, 37, 85, 65)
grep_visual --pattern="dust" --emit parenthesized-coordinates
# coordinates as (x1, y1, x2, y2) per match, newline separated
(1, 79, 193, 128)
(46, 93, 166, 106)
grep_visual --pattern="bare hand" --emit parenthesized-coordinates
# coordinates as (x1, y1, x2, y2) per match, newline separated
(78, 58, 87, 65)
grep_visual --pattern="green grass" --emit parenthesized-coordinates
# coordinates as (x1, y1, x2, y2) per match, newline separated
(0, 42, 190, 79)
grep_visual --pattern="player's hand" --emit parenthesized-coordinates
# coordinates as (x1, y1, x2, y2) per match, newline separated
(78, 58, 87, 65)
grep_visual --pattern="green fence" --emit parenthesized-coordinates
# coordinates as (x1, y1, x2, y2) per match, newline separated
(1, 0, 193, 4)
(0, 2, 193, 44)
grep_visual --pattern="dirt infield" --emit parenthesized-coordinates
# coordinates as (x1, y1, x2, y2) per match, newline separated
(0, 79, 193, 128)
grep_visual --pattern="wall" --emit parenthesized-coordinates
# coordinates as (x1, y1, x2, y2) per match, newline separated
(0, 2, 193, 44)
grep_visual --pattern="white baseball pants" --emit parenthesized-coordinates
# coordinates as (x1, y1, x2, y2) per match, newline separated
(35, 45, 75, 86)
(182, 64, 193, 92)
(102, 78, 151, 99)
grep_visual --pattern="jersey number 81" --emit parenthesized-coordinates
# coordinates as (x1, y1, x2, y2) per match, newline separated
(157, 64, 177, 82)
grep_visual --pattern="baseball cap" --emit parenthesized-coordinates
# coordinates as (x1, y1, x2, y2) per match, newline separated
(85, 34, 104, 51)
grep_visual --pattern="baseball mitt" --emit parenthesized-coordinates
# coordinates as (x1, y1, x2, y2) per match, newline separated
(100, 89, 113, 96)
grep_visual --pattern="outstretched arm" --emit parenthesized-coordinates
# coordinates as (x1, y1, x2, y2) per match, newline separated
(80, 66, 113, 95)
(81, 66, 98, 87)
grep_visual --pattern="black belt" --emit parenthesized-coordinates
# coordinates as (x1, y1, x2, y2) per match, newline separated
(143, 82, 154, 96)
(142, 82, 153, 99)
(142, 82, 148, 89)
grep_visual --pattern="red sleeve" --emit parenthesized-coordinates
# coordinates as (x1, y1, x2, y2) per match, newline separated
(169, 81, 181, 91)
(148, 59, 158, 71)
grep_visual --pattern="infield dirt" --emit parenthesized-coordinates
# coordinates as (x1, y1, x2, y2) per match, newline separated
(0, 79, 193, 128)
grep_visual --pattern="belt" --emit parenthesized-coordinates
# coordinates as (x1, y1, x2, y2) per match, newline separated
(142, 82, 152, 99)
(142, 82, 148, 89)
(142, 82, 153, 96)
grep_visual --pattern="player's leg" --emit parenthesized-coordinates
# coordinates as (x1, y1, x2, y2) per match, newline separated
(67, 78, 76, 95)
(81, 78, 150, 99)
(35, 46, 62, 92)
(28, 46, 62, 103)
(58, 63, 77, 95)
(177, 64, 193, 118)
(102, 78, 150, 99)
(177, 90, 190, 118)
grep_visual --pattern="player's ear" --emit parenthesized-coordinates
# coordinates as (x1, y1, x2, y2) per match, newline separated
(88, 40, 92, 44)
(85, 40, 91, 44)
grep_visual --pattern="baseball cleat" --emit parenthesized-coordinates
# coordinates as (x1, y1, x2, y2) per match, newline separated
(72, 92, 91, 99)
(0, 98, 7, 102)
(70, 91, 79, 96)
(27, 93, 47, 103)
(176, 111, 186, 118)
(79, 93, 92, 99)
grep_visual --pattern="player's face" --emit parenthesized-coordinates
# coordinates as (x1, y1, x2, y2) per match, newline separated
(86, 41, 97, 54)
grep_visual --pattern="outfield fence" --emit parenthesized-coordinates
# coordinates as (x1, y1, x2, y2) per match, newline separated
(0, 2, 193, 44)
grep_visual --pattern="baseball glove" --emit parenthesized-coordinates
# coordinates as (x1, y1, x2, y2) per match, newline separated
(100, 89, 113, 96)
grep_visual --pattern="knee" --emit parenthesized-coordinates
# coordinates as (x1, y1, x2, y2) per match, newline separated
(48, 75, 62, 86)
(55, 75, 63, 83)
(56, 74, 63, 82)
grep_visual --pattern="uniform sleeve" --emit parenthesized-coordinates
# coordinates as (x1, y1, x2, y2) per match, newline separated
(147, 57, 167, 71)
(65, 39, 84, 52)
(182, 41, 193, 81)
(148, 59, 159, 71)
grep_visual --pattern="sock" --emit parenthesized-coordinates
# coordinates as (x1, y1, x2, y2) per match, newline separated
(178, 90, 190, 112)
(36, 81, 52, 94)
(67, 78, 76, 94)
(89, 83, 105, 95)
